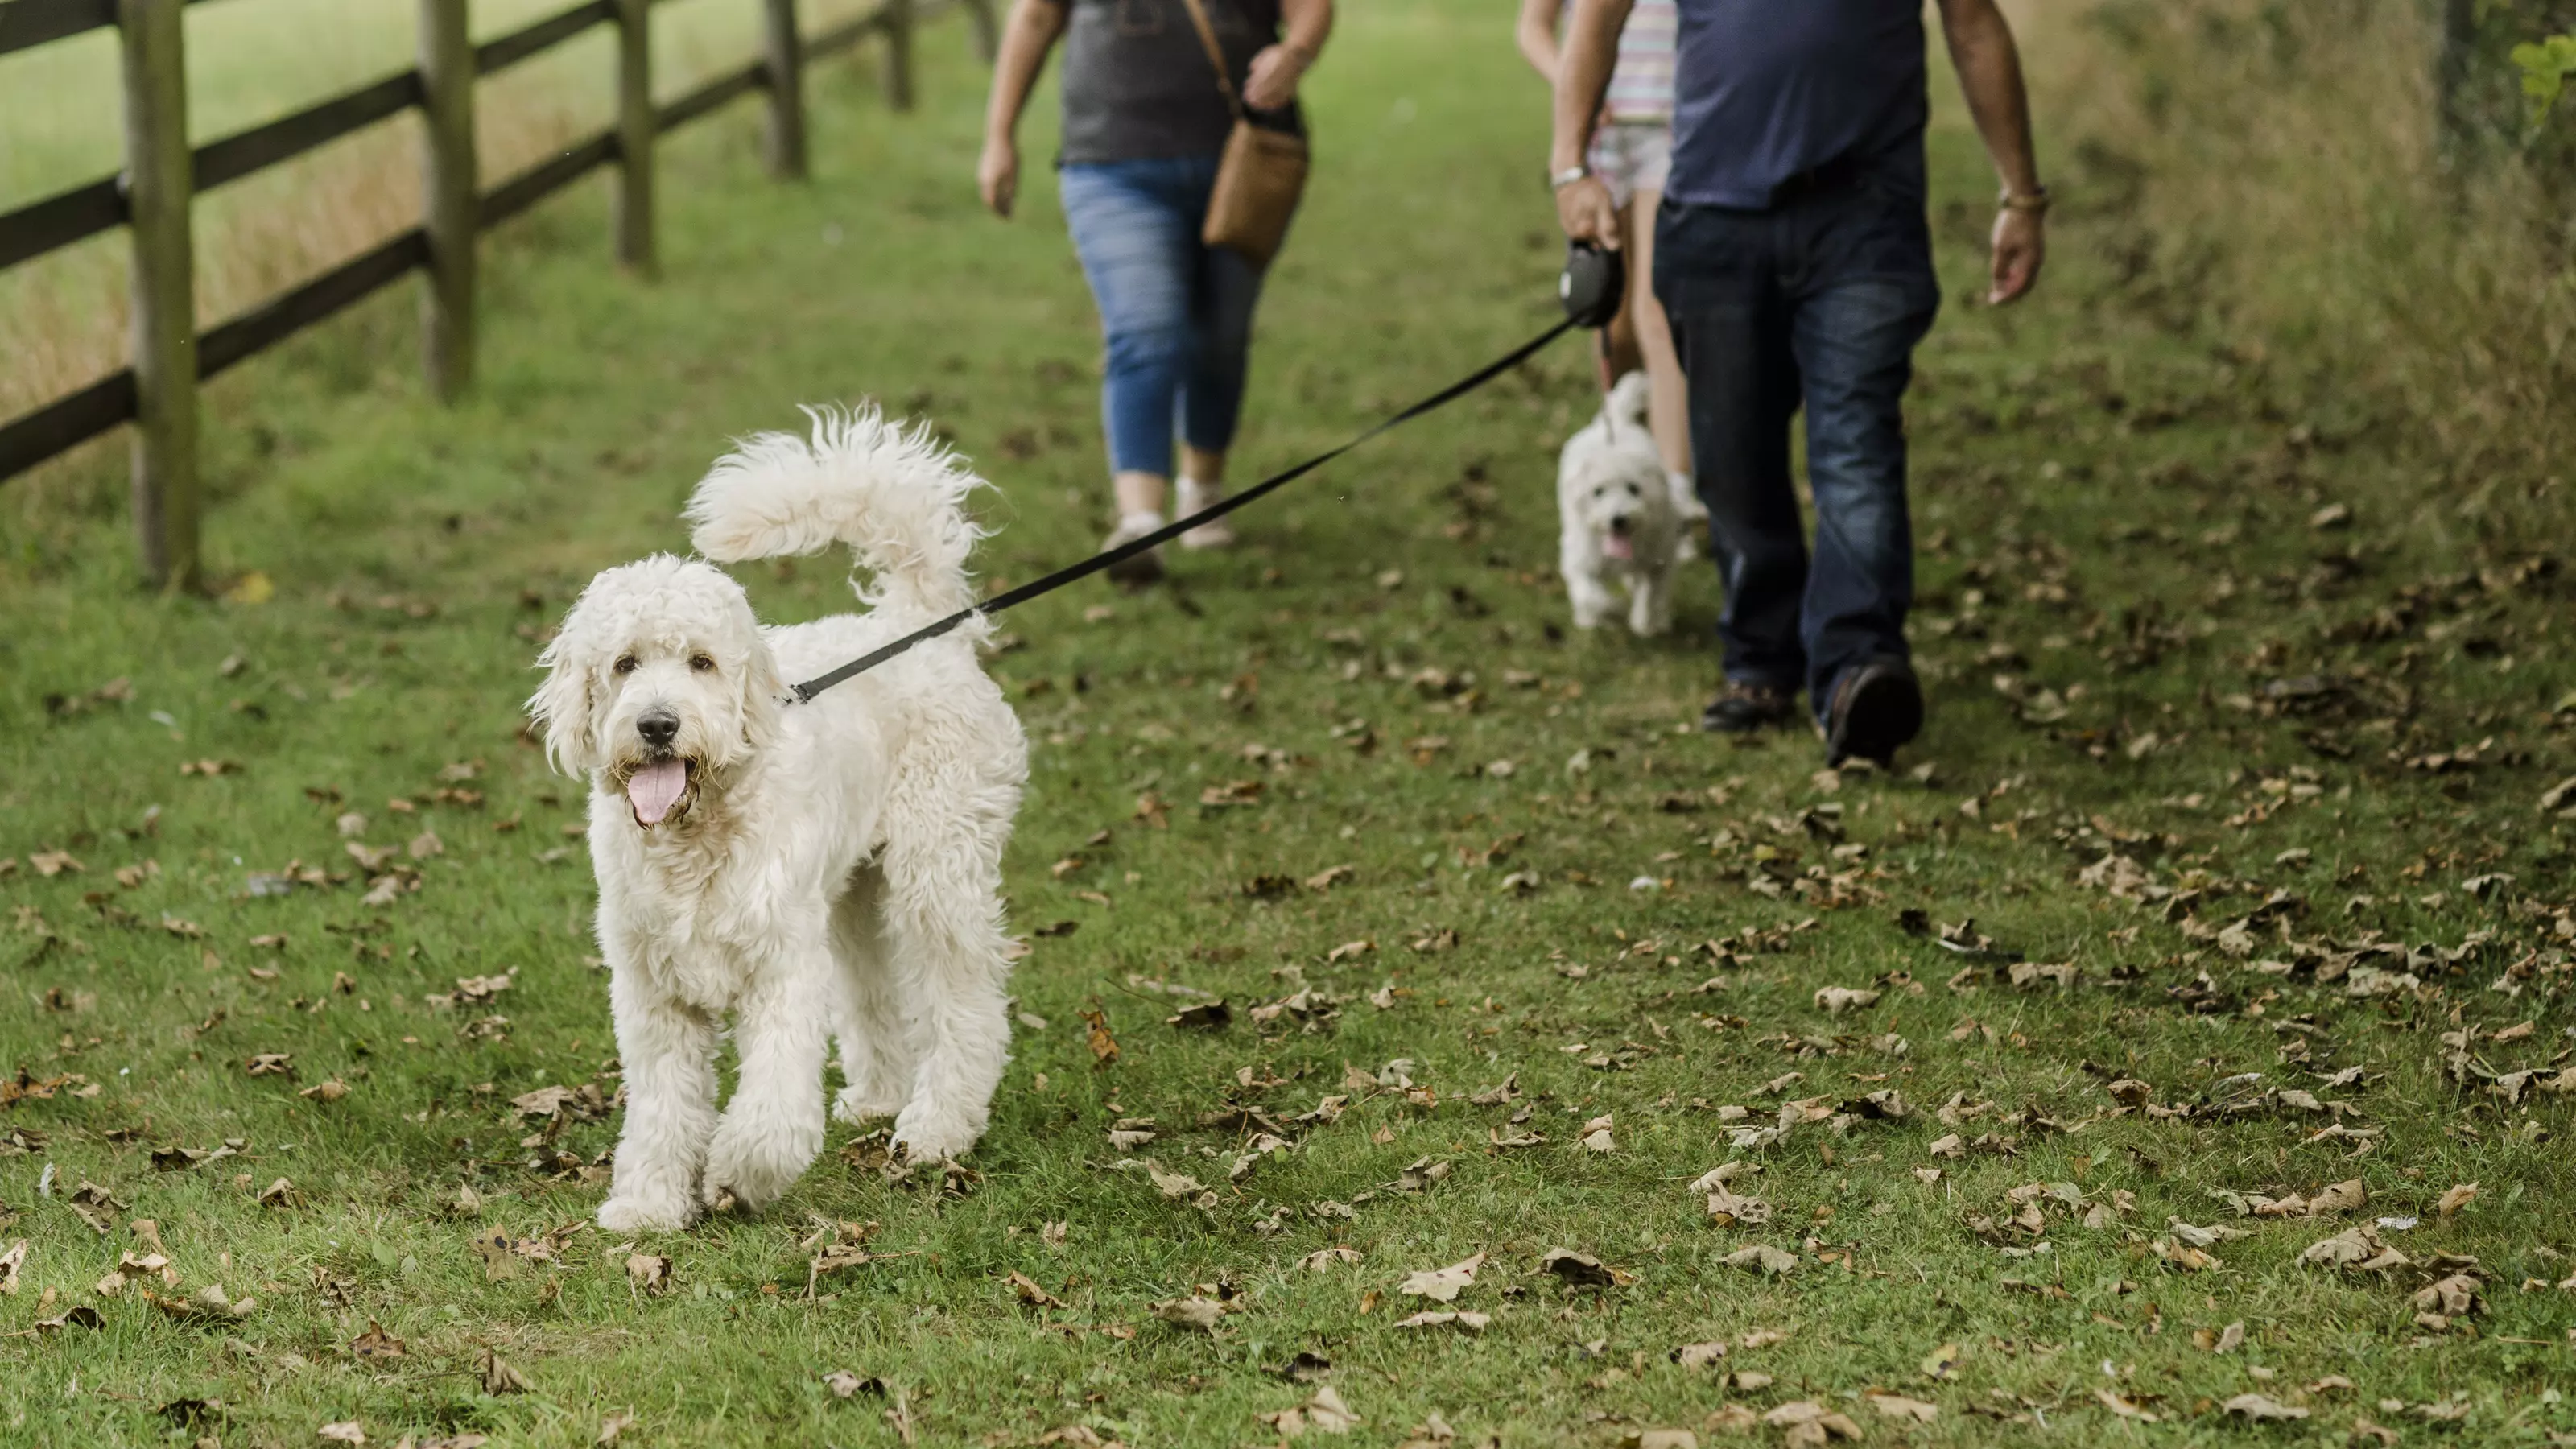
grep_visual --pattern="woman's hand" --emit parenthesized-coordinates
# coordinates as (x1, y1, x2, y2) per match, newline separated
(978, 134, 1020, 219)
(1242, 43, 1311, 111)
(1555, 175, 1619, 250)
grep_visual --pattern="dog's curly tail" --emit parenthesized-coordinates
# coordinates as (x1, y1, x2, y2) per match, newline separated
(685, 404, 986, 620)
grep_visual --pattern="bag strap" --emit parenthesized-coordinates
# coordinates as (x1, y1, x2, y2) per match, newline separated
(1174, 0, 1249, 122)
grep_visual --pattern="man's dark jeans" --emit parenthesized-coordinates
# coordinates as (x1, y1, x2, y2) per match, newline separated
(1653, 168, 1940, 718)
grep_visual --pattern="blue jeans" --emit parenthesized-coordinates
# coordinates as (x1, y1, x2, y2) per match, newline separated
(1058, 155, 1269, 479)
(1653, 167, 1940, 715)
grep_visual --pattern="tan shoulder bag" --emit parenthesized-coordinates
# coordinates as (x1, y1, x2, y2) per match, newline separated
(1174, 0, 1309, 268)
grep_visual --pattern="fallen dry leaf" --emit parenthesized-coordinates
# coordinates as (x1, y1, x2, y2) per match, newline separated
(625, 1253, 671, 1293)
(1541, 1248, 1632, 1288)
(479, 1347, 531, 1394)
(2093, 1389, 2158, 1422)
(2299, 1224, 2411, 1273)
(1721, 1245, 1798, 1276)
(2435, 1182, 2477, 1219)
(1762, 1402, 1863, 1442)
(1392, 1309, 1489, 1332)
(822, 1369, 885, 1398)
(1671, 1340, 1728, 1369)
(1005, 1270, 1065, 1308)
(0, 1240, 23, 1296)
(1301, 1384, 1364, 1435)
(1865, 1393, 1938, 1423)
(1814, 987, 1881, 1015)
(1151, 1296, 1226, 1331)
(318, 1424, 367, 1445)
(1081, 1008, 1121, 1067)
(1397, 1252, 1486, 1302)
(1298, 1246, 1362, 1271)
(1920, 1341, 1964, 1380)
(2222, 1393, 2307, 1422)
(348, 1320, 404, 1360)
(1580, 1113, 1615, 1153)
(1144, 1163, 1204, 1200)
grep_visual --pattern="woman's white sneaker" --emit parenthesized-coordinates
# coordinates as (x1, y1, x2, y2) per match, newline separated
(1102, 510, 1166, 584)
(1174, 477, 1236, 549)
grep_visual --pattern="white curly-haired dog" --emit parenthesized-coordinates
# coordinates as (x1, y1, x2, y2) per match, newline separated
(530, 408, 1026, 1232)
(1558, 371, 1683, 637)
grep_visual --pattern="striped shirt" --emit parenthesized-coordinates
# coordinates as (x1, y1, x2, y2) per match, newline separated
(1604, 0, 1678, 123)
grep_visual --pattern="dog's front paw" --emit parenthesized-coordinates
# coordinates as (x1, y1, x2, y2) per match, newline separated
(700, 1118, 819, 1212)
(890, 1104, 984, 1165)
(598, 1192, 698, 1233)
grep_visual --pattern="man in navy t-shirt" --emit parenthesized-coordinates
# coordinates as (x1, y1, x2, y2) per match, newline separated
(1548, 0, 2046, 768)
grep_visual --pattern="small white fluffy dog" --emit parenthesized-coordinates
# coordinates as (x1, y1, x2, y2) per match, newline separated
(530, 407, 1027, 1232)
(1558, 371, 1682, 637)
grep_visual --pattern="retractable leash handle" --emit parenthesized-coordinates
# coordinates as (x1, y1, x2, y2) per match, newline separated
(1558, 241, 1626, 331)
(786, 270, 1599, 704)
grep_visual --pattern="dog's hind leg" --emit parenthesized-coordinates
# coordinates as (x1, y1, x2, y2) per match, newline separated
(598, 965, 720, 1232)
(700, 931, 835, 1212)
(878, 765, 1018, 1163)
(828, 865, 911, 1125)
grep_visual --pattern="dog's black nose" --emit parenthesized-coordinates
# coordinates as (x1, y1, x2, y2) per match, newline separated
(1608, 514, 1632, 535)
(637, 710, 679, 747)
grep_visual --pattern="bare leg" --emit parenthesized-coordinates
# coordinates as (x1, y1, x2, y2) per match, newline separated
(1112, 471, 1167, 518)
(1627, 188, 1693, 481)
(1598, 199, 1645, 388)
(700, 943, 834, 1211)
(598, 966, 719, 1232)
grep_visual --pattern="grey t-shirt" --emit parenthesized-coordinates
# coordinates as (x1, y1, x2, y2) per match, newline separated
(1057, 0, 1302, 164)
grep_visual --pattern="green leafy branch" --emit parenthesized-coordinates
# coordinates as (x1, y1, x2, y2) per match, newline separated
(2512, 32, 2576, 135)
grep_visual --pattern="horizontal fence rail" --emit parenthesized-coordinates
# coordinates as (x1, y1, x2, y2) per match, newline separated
(0, 0, 989, 589)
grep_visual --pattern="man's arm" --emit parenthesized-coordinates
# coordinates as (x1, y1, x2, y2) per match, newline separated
(1550, 0, 1632, 247)
(1934, 0, 2046, 303)
(1517, 0, 1566, 85)
(977, 0, 1068, 219)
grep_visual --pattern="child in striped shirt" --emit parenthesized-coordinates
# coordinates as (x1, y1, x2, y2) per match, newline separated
(1516, 0, 1699, 531)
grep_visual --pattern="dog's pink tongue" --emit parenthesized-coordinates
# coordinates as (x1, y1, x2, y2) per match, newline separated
(1603, 533, 1634, 561)
(625, 758, 687, 826)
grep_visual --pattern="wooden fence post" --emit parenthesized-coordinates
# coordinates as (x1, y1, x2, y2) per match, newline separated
(613, 0, 655, 275)
(881, 0, 914, 111)
(761, 0, 807, 180)
(417, 0, 475, 399)
(118, 0, 198, 592)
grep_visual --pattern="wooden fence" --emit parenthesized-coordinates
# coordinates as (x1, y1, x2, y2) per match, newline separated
(0, 0, 995, 591)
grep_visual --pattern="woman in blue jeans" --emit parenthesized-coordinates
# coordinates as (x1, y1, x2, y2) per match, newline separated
(980, 0, 1335, 584)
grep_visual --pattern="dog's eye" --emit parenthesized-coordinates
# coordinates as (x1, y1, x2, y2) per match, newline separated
(689, 654, 716, 673)
(613, 654, 638, 675)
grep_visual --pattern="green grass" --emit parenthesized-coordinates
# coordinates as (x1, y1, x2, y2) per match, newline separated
(5, 3, 2575, 1444)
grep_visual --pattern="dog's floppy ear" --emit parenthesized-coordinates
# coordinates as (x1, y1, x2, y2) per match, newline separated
(737, 634, 784, 754)
(528, 629, 601, 776)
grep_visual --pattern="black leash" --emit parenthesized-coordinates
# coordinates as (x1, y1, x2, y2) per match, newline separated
(786, 312, 1581, 704)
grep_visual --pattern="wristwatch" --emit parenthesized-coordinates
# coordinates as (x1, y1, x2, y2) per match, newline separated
(1550, 165, 1591, 192)
(1998, 184, 2052, 215)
